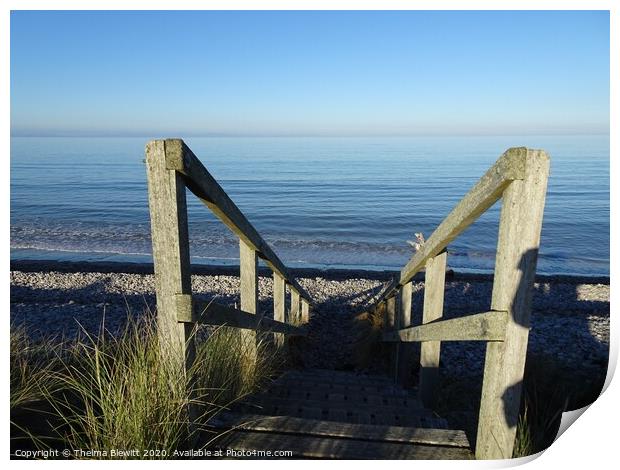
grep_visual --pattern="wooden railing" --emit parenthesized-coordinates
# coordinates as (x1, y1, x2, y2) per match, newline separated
(145, 139, 311, 369)
(146, 140, 549, 460)
(372, 147, 550, 459)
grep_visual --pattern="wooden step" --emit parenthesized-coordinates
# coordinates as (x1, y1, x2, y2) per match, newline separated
(237, 395, 446, 428)
(280, 370, 396, 386)
(282, 369, 392, 379)
(212, 412, 470, 448)
(268, 385, 422, 408)
(215, 429, 472, 459)
(244, 393, 426, 413)
(208, 368, 470, 459)
(272, 378, 409, 396)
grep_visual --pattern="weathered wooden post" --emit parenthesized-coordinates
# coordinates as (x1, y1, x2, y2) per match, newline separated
(301, 299, 310, 323)
(290, 289, 300, 324)
(146, 140, 200, 439)
(273, 272, 286, 346)
(386, 296, 396, 329)
(396, 282, 413, 386)
(240, 239, 258, 366)
(145, 140, 195, 369)
(385, 295, 398, 379)
(418, 250, 447, 408)
(475, 149, 549, 459)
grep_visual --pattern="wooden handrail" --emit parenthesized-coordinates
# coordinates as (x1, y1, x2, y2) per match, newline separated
(382, 310, 508, 342)
(161, 138, 312, 303)
(369, 146, 549, 460)
(197, 301, 306, 336)
(375, 147, 528, 304)
(147, 140, 549, 460)
(173, 293, 304, 336)
(146, 138, 313, 387)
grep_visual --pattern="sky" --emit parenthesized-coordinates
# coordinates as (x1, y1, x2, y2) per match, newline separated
(10, 10, 610, 137)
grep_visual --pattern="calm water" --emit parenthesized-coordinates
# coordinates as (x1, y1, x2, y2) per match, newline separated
(10, 136, 609, 276)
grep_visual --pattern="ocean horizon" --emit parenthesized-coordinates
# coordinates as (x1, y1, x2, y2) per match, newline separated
(10, 134, 610, 277)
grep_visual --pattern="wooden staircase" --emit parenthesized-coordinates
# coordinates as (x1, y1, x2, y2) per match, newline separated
(210, 369, 472, 459)
(147, 141, 549, 459)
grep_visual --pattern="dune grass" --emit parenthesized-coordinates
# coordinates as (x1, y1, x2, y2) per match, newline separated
(512, 387, 566, 458)
(10, 326, 62, 410)
(513, 408, 535, 458)
(10, 317, 282, 459)
(511, 353, 600, 458)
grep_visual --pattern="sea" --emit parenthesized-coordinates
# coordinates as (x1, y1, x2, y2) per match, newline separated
(10, 135, 610, 277)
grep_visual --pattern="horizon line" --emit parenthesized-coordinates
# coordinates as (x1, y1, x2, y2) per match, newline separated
(10, 131, 612, 139)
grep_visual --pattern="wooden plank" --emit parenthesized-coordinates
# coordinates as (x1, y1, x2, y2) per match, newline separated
(158, 139, 312, 303)
(269, 386, 419, 407)
(419, 251, 447, 408)
(290, 289, 300, 324)
(275, 373, 405, 390)
(382, 311, 508, 343)
(398, 148, 525, 286)
(379, 277, 399, 302)
(240, 395, 426, 417)
(145, 140, 195, 367)
(386, 296, 398, 380)
(476, 149, 550, 460)
(212, 412, 471, 448)
(239, 239, 258, 364)
(397, 282, 413, 330)
(397, 282, 413, 386)
(237, 403, 440, 429)
(195, 301, 305, 336)
(216, 430, 473, 459)
(272, 380, 407, 396)
(282, 369, 392, 381)
(301, 299, 310, 323)
(283, 368, 392, 377)
(145, 140, 199, 433)
(273, 272, 286, 346)
(386, 296, 396, 329)
(280, 370, 396, 386)
(375, 148, 527, 303)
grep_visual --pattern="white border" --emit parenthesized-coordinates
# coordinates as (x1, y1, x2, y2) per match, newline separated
(2, 2, 616, 469)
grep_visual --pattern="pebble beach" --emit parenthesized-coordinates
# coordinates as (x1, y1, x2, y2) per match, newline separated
(10, 261, 609, 382)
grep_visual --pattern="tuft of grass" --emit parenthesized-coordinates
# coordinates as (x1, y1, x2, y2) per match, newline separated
(43, 318, 193, 457)
(513, 406, 534, 458)
(194, 326, 281, 409)
(512, 379, 567, 457)
(511, 352, 604, 457)
(12, 315, 282, 459)
(10, 325, 62, 410)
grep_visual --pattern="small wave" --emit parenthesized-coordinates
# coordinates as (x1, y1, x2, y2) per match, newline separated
(10, 244, 242, 262)
(10, 244, 152, 258)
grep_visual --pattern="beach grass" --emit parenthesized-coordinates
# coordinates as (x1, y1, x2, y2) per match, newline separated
(10, 317, 281, 459)
(511, 352, 604, 457)
(10, 326, 62, 410)
(511, 384, 566, 457)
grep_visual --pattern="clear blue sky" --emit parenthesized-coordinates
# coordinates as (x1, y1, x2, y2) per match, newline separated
(10, 10, 609, 137)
